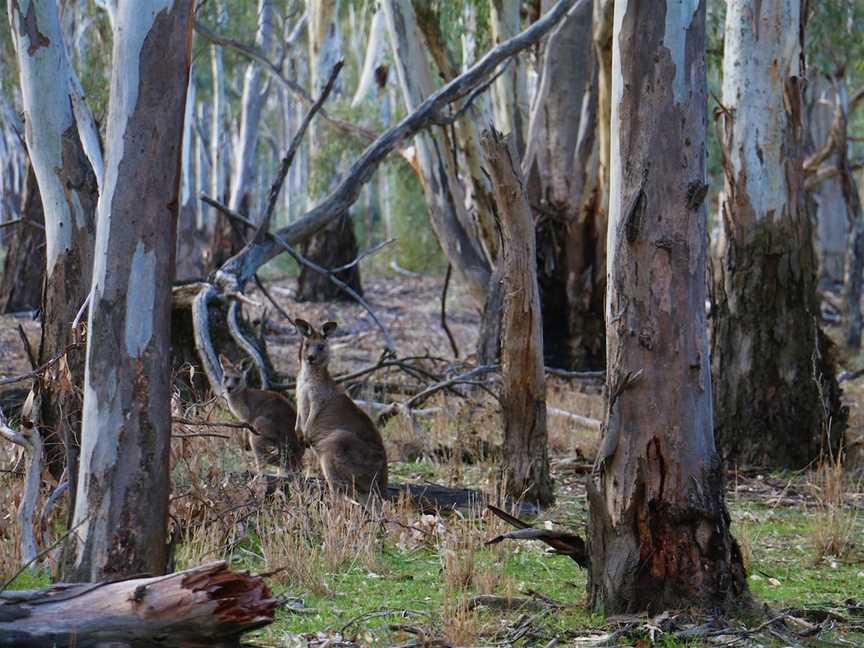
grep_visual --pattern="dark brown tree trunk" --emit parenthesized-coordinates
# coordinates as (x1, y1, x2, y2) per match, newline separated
(0, 163, 45, 314)
(70, 0, 194, 582)
(711, 0, 844, 470)
(482, 129, 553, 507)
(526, 0, 605, 370)
(587, 0, 748, 614)
(296, 214, 363, 302)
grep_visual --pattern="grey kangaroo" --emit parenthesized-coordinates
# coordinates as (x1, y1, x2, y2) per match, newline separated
(294, 319, 388, 500)
(219, 354, 304, 475)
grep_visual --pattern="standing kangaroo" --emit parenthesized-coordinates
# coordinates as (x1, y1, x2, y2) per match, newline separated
(219, 355, 304, 475)
(294, 319, 388, 499)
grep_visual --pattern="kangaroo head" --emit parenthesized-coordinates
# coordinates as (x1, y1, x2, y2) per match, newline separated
(219, 354, 251, 393)
(294, 319, 337, 368)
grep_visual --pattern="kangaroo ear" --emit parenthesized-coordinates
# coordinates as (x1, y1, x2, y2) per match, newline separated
(239, 358, 254, 375)
(218, 353, 233, 370)
(294, 318, 313, 338)
(321, 321, 338, 338)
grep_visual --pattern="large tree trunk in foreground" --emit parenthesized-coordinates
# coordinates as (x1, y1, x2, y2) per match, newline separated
(71, 0, 194, 582)
(0, 163, 44, 313)
(383, 0, 491, 307)
(0, 562, 276, 647)
(588, 0, 747, 614)
(297, 0, 363, 302)
(482, 129, 553, 507)
(711, 0, 844, 470)
(8, 0, 98, 485)
(525, 0, 605, 370)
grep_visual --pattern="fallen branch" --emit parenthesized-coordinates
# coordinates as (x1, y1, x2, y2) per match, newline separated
(486, 505, 588, 568)
(0, 561, 277, 645)
(547, 406, 602, 431)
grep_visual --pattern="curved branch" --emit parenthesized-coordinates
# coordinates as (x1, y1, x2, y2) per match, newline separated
(215, 0, 584, 289)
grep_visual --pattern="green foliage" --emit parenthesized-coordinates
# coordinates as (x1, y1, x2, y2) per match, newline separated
(807, 0, 864, 75)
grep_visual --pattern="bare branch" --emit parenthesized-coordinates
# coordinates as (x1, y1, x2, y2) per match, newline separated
(254, 61, 344, 241)
(193, 20, 377, 144)
(0, 407, 42, 566)
(215, 0, 584, 290)
(440, 264, 460, 358)
(0, 343, 82, 387)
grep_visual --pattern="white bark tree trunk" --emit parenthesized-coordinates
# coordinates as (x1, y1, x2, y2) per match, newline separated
(382, 0, 491, 306)
(587, 0, 747, 613)
(809, 80, 848, 290)
(228, 0, 273, 218)
(8, 0, 98, 492)
(70, 0, 194, 582)
(490, 0, 529, 154)
(711, 0, 843, 468)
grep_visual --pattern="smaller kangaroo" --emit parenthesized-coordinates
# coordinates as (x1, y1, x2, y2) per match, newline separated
(219, 354, 304, 476)
(294, 319, 388, 500)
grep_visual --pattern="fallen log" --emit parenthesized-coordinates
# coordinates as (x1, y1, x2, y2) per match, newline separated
(0, 561, 276, 647)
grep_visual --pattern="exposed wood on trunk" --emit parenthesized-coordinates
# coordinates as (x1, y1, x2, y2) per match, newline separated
(712, 0, 844, 469)
(588, 0, 747, 613)
(8, 0, 98, 499)
(524, 0, 605, 370)
(0, 163, 44, 313)
(0, 561, 277, 647)
(70, 0, 194, 582)
(482, 128, 553, 507)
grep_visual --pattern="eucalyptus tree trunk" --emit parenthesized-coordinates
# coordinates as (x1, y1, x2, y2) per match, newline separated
(383, 0, 491, 307)
(0, 163, 44, 313)
(712, 0, 843, 469)
(483, 129, 553, 507)
(8, 0, 98, 484)
(808, 79, 847, 291)
(587, 0, 748, 613)
(523, 0, 604, 370)
(297, 0, 363, 302)
(489, 0, 529, 155)
(70, 0, 194, 582)
(228, 0, 273, 220)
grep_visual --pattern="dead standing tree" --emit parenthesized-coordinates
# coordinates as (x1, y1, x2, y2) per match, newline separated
(711, 0, 844, 469)
(186, 0, 584, 396)
(69, 0, 194, 582)
(587, 0, 748, 613)
(482, 129, 553, 507)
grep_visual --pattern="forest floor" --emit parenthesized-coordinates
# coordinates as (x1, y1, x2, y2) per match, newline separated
(1, 273, 863, 647)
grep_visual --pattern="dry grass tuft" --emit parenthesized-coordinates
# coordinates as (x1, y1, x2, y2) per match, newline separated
(809, 450, 860, 560)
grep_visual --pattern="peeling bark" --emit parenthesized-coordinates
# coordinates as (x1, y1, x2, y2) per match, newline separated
(711, 0, 844, 469)
(482, 129, 553, 506)
(588, 0, 748, 613)
(70, 0, 194, 582)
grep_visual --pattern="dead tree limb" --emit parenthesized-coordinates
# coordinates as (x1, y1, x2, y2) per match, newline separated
(0, 343, 82, 387)
(486, 505, 588, 568)
(0, 561, 277, 646)
(213, 0, 583, 292)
